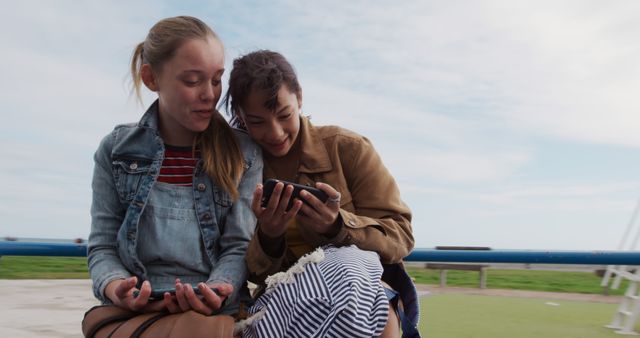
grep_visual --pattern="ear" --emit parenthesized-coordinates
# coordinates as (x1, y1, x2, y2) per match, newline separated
(140, 64, 158, 92)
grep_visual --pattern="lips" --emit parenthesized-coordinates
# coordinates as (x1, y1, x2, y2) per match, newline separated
(267, 139, 287, 148)
(265, 139, 289, 154)
(193, 109, 213, 119)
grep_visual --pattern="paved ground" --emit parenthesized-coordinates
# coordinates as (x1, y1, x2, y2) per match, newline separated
(0, 280, 623, 337)
(0, 280, 98, 338)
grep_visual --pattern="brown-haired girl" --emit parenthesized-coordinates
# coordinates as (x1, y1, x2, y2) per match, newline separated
(225, 50, 420, 338)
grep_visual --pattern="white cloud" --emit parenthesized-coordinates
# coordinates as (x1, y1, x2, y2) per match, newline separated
(271, 1, 640, 147)
(0, 2, 158, 239)
(403, 180, 640, 250)
(302, 79, 534, 183)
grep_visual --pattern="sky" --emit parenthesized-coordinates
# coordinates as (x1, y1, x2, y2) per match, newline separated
(1, 1, 640, 251)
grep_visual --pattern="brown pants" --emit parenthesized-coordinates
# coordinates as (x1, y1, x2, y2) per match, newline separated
(82, 305, 235, 338)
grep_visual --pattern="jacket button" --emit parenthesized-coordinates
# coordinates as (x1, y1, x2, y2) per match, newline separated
(129, 162, 138, 170)
(197, 183, 206, 191)
(203, 213, 211, 220)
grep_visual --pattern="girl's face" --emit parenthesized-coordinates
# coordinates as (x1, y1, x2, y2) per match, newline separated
(241, 86, 301, 157)
(143, 36, 224, 146)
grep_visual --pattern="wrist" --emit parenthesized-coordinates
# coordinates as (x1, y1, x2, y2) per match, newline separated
(258, 226, 286, 257)
(322, 214, 343, 238)
(258, 223, 286, 239)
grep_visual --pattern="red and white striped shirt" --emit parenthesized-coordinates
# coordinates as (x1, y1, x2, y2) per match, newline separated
(157, 145, 200, 186)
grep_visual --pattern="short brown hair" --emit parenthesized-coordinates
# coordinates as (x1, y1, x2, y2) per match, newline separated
(223, 50, 301, 129)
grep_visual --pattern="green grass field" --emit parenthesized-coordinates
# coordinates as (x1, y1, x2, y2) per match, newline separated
(0, 257, 628, 296)
(406, 267, 628, 295)
(0, 256, 89, 279)
(421, 294, 631, 337)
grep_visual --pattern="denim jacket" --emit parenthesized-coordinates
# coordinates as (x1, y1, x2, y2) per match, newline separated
(88, 101, 262, 310)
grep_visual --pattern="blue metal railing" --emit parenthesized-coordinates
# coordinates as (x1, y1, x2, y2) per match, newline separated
(0, 242, 87, 257)
(2, 241, 640, 265)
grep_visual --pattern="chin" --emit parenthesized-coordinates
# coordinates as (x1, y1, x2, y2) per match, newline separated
(268, 148, 289, 157)
(193, 122, 212, 132)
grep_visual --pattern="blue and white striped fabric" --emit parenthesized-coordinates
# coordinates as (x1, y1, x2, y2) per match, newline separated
(242, 245, 389, 338)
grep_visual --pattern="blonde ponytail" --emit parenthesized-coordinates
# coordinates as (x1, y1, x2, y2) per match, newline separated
(130, 42, 145, 104)
(198, 111, 244, 200)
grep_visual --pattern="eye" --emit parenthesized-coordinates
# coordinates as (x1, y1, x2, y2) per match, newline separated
(183, 79, 199, 86)
(278, 113, 292, 120)
(212, 79, 222, 86)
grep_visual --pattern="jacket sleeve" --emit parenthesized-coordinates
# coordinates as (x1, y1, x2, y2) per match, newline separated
(299, 136, 415, 264)
(87, 132, 132, 302)
(207, 145, 263, 301)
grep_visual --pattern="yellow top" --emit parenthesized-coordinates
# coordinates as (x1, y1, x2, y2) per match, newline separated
(285, 217, 314, 258)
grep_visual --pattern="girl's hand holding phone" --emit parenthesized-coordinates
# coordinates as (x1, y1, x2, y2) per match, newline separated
(105, 277, 166, 313)
(251, 181, 303, 238)
(165, 279, 233, 315)
(252, 179, 342, 237)
(296, 182, 343, 236)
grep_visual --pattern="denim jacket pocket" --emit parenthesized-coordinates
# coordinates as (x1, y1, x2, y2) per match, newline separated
(112, 157, 153, 202)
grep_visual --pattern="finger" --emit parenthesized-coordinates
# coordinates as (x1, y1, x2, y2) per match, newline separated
(276, 185, 295, 216)
(264, 182, 285, 217)
(284, 199, 303, 220)
(163, 293, 181, 313)
(299, 189, 328, 212)
(131, 280, 151, 310)
(175, 282, 191, 312)
(186, 283, 213, 315)
(209, 282, 234, 297)
(198, 283, 224, 310)
(114, 276, 137, 299)
(315, 182, 339, 198)
(298, 194, 323, 219)
(251, 184, 264, 215)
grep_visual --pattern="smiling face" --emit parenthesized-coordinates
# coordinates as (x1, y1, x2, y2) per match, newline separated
(142, 36, 225, 146)
(241, 85, 301, 157)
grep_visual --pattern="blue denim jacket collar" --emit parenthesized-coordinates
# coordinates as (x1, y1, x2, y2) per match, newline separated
(138, 100, 161, 130)
(111, 101, 163, 164)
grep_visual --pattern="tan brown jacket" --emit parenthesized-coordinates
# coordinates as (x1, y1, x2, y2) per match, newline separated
(246, 116, 415, 285)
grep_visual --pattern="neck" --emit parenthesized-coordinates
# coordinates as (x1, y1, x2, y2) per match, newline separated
(157, 113, 197, 147)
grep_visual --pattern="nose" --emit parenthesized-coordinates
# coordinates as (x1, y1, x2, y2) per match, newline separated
(200, 82, 216, 102)
(267, 121, 285, 140)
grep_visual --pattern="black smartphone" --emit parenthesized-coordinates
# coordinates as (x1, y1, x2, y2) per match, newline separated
(261, 179, 329, 210)
(133, 286, 220, 301)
